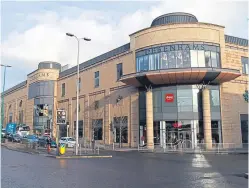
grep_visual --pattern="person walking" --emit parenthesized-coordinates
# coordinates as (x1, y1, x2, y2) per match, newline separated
(47, 136, 51, 154)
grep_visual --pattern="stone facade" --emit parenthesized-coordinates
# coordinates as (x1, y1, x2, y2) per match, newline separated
(1, 13, 248, 148)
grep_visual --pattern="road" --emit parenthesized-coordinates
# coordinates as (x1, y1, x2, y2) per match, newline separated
(1, 148, 248, 188)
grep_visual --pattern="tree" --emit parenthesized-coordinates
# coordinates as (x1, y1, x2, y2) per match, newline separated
(113, 95, 128, 148)
(243, 90, 248, 103)
(85, 94, 105, 143)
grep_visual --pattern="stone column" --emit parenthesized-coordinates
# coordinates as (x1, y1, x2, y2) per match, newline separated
(202, 88, 212, 150)
(146, 88, 154, 150)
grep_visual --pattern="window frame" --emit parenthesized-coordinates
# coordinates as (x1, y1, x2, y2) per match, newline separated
(61, 83, 66, 97)
(94, 71, 100, 88)
(116, 63, 123, 81)
(241, 57, 248, 75)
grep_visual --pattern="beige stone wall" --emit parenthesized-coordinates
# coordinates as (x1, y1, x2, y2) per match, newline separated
(28, 69, 59, 85)
(25, 99, 34, 132)
(2, 21, 248, 147)
(3, 67, 60, 134)
(130, 23, 225, 51)
(220, 46, 248, 146)
(3, 85, 28, 127)
(57, 52, 138, 145)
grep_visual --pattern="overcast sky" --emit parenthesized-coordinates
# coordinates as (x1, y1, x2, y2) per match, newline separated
(1, 0, 248, 90)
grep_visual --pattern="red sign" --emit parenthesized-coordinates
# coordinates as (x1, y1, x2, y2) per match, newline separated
(173, 122, 182, 128)
(165, 93, 174, 102)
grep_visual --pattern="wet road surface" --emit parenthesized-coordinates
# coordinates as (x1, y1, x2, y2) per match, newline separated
(1, 148, 248, 188)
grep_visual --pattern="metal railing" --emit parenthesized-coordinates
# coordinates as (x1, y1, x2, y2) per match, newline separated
(138, 141, 249, 154)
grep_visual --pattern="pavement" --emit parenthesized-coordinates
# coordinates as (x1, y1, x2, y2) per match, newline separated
(1, 147, 248, 188)
(1, 141, 112, 159)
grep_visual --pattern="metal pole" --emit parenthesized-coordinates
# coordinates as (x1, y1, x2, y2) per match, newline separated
(119, 119, 121, 148)
(1, 65, 11, 139)
(1, 66, 6, 137)
(56, 124, 60, 156)
(75, 36, 80, 155)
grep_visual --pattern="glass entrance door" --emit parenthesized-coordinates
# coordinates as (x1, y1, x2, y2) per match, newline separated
(165, 120, 193, 149)
(178, 131, 192, 149)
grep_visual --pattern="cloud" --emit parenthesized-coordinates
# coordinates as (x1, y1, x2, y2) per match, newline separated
(1, 0, 248, 70)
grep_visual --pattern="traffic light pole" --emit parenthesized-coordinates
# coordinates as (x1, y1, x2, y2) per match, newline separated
(56, 109, 67, 156)
(56, 123, 60, 156)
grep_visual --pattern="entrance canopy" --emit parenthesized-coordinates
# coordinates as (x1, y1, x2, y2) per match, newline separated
(120, 68, 241, 87)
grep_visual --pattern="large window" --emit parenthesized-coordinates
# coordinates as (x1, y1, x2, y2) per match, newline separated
(18, 110, 24, 124)
(136, 42, 220, 72)
(177, 89, 193, 112)
(9, 113, 13, 123)
(242, 57, 248, 74)
(116, 63, 123, 80)
(94, 71, 99, 88)
(210, 90, 220, 106)
(29, 81, 54, 99)
(113, 116, 128, 143)
(74, 120, 83, 138)
(61, 83, 65, 97)
(78, 78, 81, 92)
(240, 114, 248, 144)
(92, 119, 103, 140)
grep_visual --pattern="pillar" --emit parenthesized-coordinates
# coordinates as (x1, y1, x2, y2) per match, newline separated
(146, 88, 154, 150)
(202, 88, 212, 150)
(160, 121, 166, 148)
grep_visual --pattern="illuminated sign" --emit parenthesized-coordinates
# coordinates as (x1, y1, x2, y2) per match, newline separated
(165, 93, 174, 103)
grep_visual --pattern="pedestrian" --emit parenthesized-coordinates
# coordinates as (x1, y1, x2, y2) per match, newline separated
(91, 138, 95, 151)
(47, 137, 51, 154)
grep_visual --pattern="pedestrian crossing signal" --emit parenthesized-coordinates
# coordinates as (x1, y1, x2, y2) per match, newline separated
(56, 110, 66, 125)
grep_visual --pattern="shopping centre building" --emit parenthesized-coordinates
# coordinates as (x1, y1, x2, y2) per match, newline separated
(2, 13, 248, 149)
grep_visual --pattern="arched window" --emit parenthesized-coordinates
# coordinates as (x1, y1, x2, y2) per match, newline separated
(19, 100, 22, 108)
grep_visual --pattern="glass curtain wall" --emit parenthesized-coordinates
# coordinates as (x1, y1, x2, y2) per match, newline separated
(136, 42, 220, 72)
(139, 85, 222, 149)
(30, 81, 55, 135)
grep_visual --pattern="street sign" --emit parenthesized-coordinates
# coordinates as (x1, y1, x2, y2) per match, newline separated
(56, 110, 67, 125)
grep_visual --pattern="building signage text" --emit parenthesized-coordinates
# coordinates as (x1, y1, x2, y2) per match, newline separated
(30, 72, 50, 81)
(136, 42, 219, 57)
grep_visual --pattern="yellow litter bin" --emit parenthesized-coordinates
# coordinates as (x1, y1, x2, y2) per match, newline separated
(59, 143, 66, 155)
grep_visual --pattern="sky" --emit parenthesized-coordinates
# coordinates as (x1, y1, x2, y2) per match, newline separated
(1, 0, 248, 90)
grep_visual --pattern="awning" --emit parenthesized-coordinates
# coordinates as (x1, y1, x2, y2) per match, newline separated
(120, 68, 241, 87)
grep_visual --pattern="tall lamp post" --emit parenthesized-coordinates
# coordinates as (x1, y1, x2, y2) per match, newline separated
(1, 64, 12, 139)
(66, 33, 91, 155)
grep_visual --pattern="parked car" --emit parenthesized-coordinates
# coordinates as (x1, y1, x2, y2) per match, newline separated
(8, 134, 21, 142)
(59, 137, 76, 148)
(2, 129, 6, 138)
(21, 135, 38, 144)
(38, 136, 57, 148)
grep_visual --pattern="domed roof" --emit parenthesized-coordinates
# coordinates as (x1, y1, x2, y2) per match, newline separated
(151, 12, 198, 27)
(38, 61, 61, 70)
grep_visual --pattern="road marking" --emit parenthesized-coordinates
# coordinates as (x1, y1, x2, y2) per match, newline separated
(192, 154, 211, 168)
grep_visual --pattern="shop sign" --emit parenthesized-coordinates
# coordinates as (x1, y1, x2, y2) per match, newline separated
(165, 93, 174, 103)
(173, 122, 182, 128)
(30, 72, 51, 81)
(135, 42, 219, 57)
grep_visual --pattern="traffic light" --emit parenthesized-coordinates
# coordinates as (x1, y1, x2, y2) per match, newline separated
(56, 110, 66, 125)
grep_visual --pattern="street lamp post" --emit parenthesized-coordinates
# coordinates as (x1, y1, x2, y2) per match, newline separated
(66, 33, 91, 155)
(1, 64, 12, 139)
